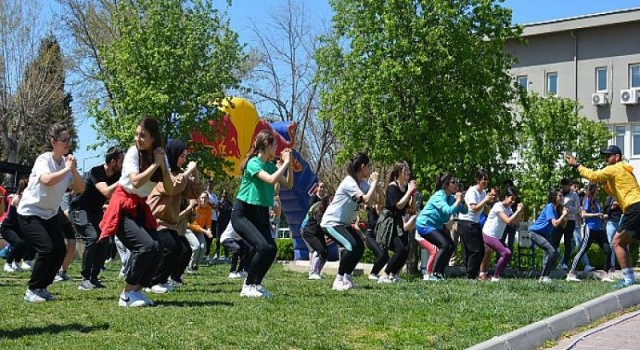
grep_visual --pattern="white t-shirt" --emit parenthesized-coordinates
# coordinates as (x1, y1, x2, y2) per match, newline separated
(458, 185, 486, 223)
(482, 202, 514, 239)
(119, 145, 168, 197)
(321, 176, 370, 228)
(18, 152, 72, 219)
(208, 192, 219, 221)
(220, 221, 242, 242)
(563, 191, 580, 221)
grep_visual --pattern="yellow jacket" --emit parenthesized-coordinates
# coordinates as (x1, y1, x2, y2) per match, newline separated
(578, 162, 640, 212)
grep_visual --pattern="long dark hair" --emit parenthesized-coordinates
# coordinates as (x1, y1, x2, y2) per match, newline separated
(312, 194, 333, 218)
(165, 139, 187, 174)
(435, 171, 455, 191)
(585, 182, 598, 212)
(387, 160, 409, 184)
(346, 153, 369, 182)
(137, 117, 164, 182)
(240, 130, 275, 174)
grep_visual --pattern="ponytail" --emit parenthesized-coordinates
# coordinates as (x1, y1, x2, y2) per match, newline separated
(240, 130, 275, 174)
(346, 153, 369, 182)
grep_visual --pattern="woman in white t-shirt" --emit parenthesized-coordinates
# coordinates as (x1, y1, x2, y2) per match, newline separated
(320, 153, 380, 291)
(99, 117, 174, 307)
(479, 186, 524, 281)
(18, 123, 85, 303)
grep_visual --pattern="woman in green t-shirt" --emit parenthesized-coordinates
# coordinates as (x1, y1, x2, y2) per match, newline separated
(231, 130, 293, 298)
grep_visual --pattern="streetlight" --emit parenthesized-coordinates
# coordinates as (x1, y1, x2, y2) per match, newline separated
(81, 154, 102, 174)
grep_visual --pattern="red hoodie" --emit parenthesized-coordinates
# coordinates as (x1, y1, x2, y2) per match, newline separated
(99, 185, 157, 240)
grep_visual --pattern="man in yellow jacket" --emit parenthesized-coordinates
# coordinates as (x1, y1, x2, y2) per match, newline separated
(567, 145, 640, 289)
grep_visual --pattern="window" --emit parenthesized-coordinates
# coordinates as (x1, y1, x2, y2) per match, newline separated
(633, 125, 640, 156)
(546, 72, 558, 95)
(517, 75, 528, 91)
(615, 126, 625, 152)
(631, 64, 640, 88)
(596, 67, 607, 92)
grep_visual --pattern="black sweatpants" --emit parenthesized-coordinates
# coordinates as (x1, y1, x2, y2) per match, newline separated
(0, 225, 29, 264)
(231, 199, 276, 285)
(116, 212, 163, 287)
(18, 214, 66, 290)
(151, 228, 186, 286)
(73, 210, 109, 281)
(458, 220, 485, 279)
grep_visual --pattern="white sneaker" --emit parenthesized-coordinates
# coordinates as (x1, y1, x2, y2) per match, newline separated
(136, 290, 154, 306)
(332, 275, 348, 291)
(490, 277, 501, 282)
(4, 263, 15, 273)
(602, 275, 615, 283)
(118, 291, 147, 307)
(539, 276, 552, 283)
(11, 262, 22, 272)
(423, 274, 432, 281)
(583, 265, 596, 272)
(240, 284, 263, 298)
(24, 289, 47, 303)
(145, 284, 170, 294)
(228, 272, 243, 279)
(308, 273, 322, 280)
(344, 274, 356, 289)
(378, 276, 394, 284)
(566, 275, 581, 282)
(20, 261, 33, 270)
(368, 273, 379, 281)
(255, 284, 271, 298)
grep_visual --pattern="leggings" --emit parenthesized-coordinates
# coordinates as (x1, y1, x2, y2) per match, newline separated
(323, 225, 365, 275)
(185, 230, 206, 268)
(482, 234, 512, 278)
(569, 226, 611, 273)
(302, 227, 329, 261)
(231, 200, 276, 285)
(419, 228, 454, 276)
(364, 230, 387, 275)
(529, 231, 558, 278)
(385, 232, 409, 275)
(416, 237, 437, 274)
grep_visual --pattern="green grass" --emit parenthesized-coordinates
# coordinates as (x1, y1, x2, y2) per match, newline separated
(0, 262, 616, 349)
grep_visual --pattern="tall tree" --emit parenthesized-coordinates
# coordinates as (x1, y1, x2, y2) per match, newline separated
(316, 0, 522, 186)
(246, 0, 335, 177)
(515, 94, 611, 215)
(89, 0, 246, 174)
(1, 1, 75, 165)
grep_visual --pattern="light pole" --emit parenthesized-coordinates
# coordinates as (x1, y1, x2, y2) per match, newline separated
(81, 155, 102, 174)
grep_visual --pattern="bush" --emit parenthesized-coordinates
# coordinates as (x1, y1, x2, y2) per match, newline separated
(276, 238, 293, 261)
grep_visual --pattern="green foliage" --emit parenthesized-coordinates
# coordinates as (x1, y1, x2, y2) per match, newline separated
(316, 0, 522, 186)
(91, 0, 246, 175)
(515, 94, 611, 215)
(0, 262, 615, 349)
(276, 238, 294, 261)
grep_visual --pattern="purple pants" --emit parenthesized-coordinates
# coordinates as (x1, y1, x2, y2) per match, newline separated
(482, 234, 512, 277)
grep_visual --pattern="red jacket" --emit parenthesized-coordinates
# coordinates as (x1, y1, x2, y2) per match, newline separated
(99, 185, 157, 240)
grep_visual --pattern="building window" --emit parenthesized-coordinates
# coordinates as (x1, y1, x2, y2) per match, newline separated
(615, 126, 625, 152)
(546, 72, 558, 95)
(633, 125, 640, 157)
(517, 75, 528, 91)
(631, 64, 640, 88)
(596, 67, 607, 92)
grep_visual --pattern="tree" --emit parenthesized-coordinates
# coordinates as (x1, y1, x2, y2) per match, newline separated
(315, 0, 521, 273)
(1, 1, 75, 165)
(88, 0, 246, 174)
(245, 0, 335, 177)
(514, 93, 611, 215)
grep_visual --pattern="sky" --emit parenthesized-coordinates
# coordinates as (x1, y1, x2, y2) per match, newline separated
(37, 0, 640, 171)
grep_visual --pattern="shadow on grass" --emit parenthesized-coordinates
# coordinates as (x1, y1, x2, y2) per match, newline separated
(155, 300, 234, 307)
(0, 322, 110, 339)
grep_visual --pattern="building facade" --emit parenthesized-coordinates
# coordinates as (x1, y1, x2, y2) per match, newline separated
(505, 8, 640, 176)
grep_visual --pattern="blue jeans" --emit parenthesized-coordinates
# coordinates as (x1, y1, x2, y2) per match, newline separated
(606, 220, 619, 268)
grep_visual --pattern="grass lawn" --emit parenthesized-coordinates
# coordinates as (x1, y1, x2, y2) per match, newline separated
(0, 262, 616, 349)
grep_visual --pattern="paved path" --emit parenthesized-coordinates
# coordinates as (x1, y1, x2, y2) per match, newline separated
(549, 310, 640, 350)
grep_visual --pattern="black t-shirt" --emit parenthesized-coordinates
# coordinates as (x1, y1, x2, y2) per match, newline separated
(366, 206, 379, 233)
(384, 183, 407, 217)
(70, 165, 120, 214)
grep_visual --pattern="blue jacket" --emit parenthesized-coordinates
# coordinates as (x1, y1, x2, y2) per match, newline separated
(416, 190, 468, 234)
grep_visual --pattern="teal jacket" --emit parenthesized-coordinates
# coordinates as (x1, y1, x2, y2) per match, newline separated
(416, 190, 468, 230)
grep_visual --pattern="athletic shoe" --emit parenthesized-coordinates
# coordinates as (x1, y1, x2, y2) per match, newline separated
(308, 273, 322, 280)
(391, 274, 401, 282)
(255, 284, 272, 298)
(613, 279, 636, 290)
(583, 265, 596, 272)
(20, 261, 32, 270)
(228, 272, 243, 279)
(424, 275, 441, 282)
(145, 284, 170, 294)
(11, 262, 22, 272)
(24, 289, 47, 303)
(377, 276, 394, 284)
(477, 273, 489, 281)
(560, 264, 569, 271)
(118, 291, 147, 307)
(54, 271, 70, 282)
(3, 263, 15, 273)
(168, 278, 183, 287)
(490, 277, 501, 282)
(368, 273, 379, 281)
(602, 275, 615, 283)
(344, 274, 357, 289)
(39, 289, 55, 301)
(240, 284, 263, 298)
(539, 276, 552, 284)
(78, 279, 96, 291)
(332, 276, 349, 291)
(90, 279, 106, 289)
(566, 275, 581, 282)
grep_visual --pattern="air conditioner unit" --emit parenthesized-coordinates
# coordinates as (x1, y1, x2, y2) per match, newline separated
(621, 88, 640, 105)
(591, 92, 609, 106)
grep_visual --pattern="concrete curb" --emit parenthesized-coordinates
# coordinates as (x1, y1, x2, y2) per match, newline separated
(468, 285, 640, 350)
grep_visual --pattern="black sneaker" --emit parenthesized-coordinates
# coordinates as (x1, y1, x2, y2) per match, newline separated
(90, 279, 106, 289)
